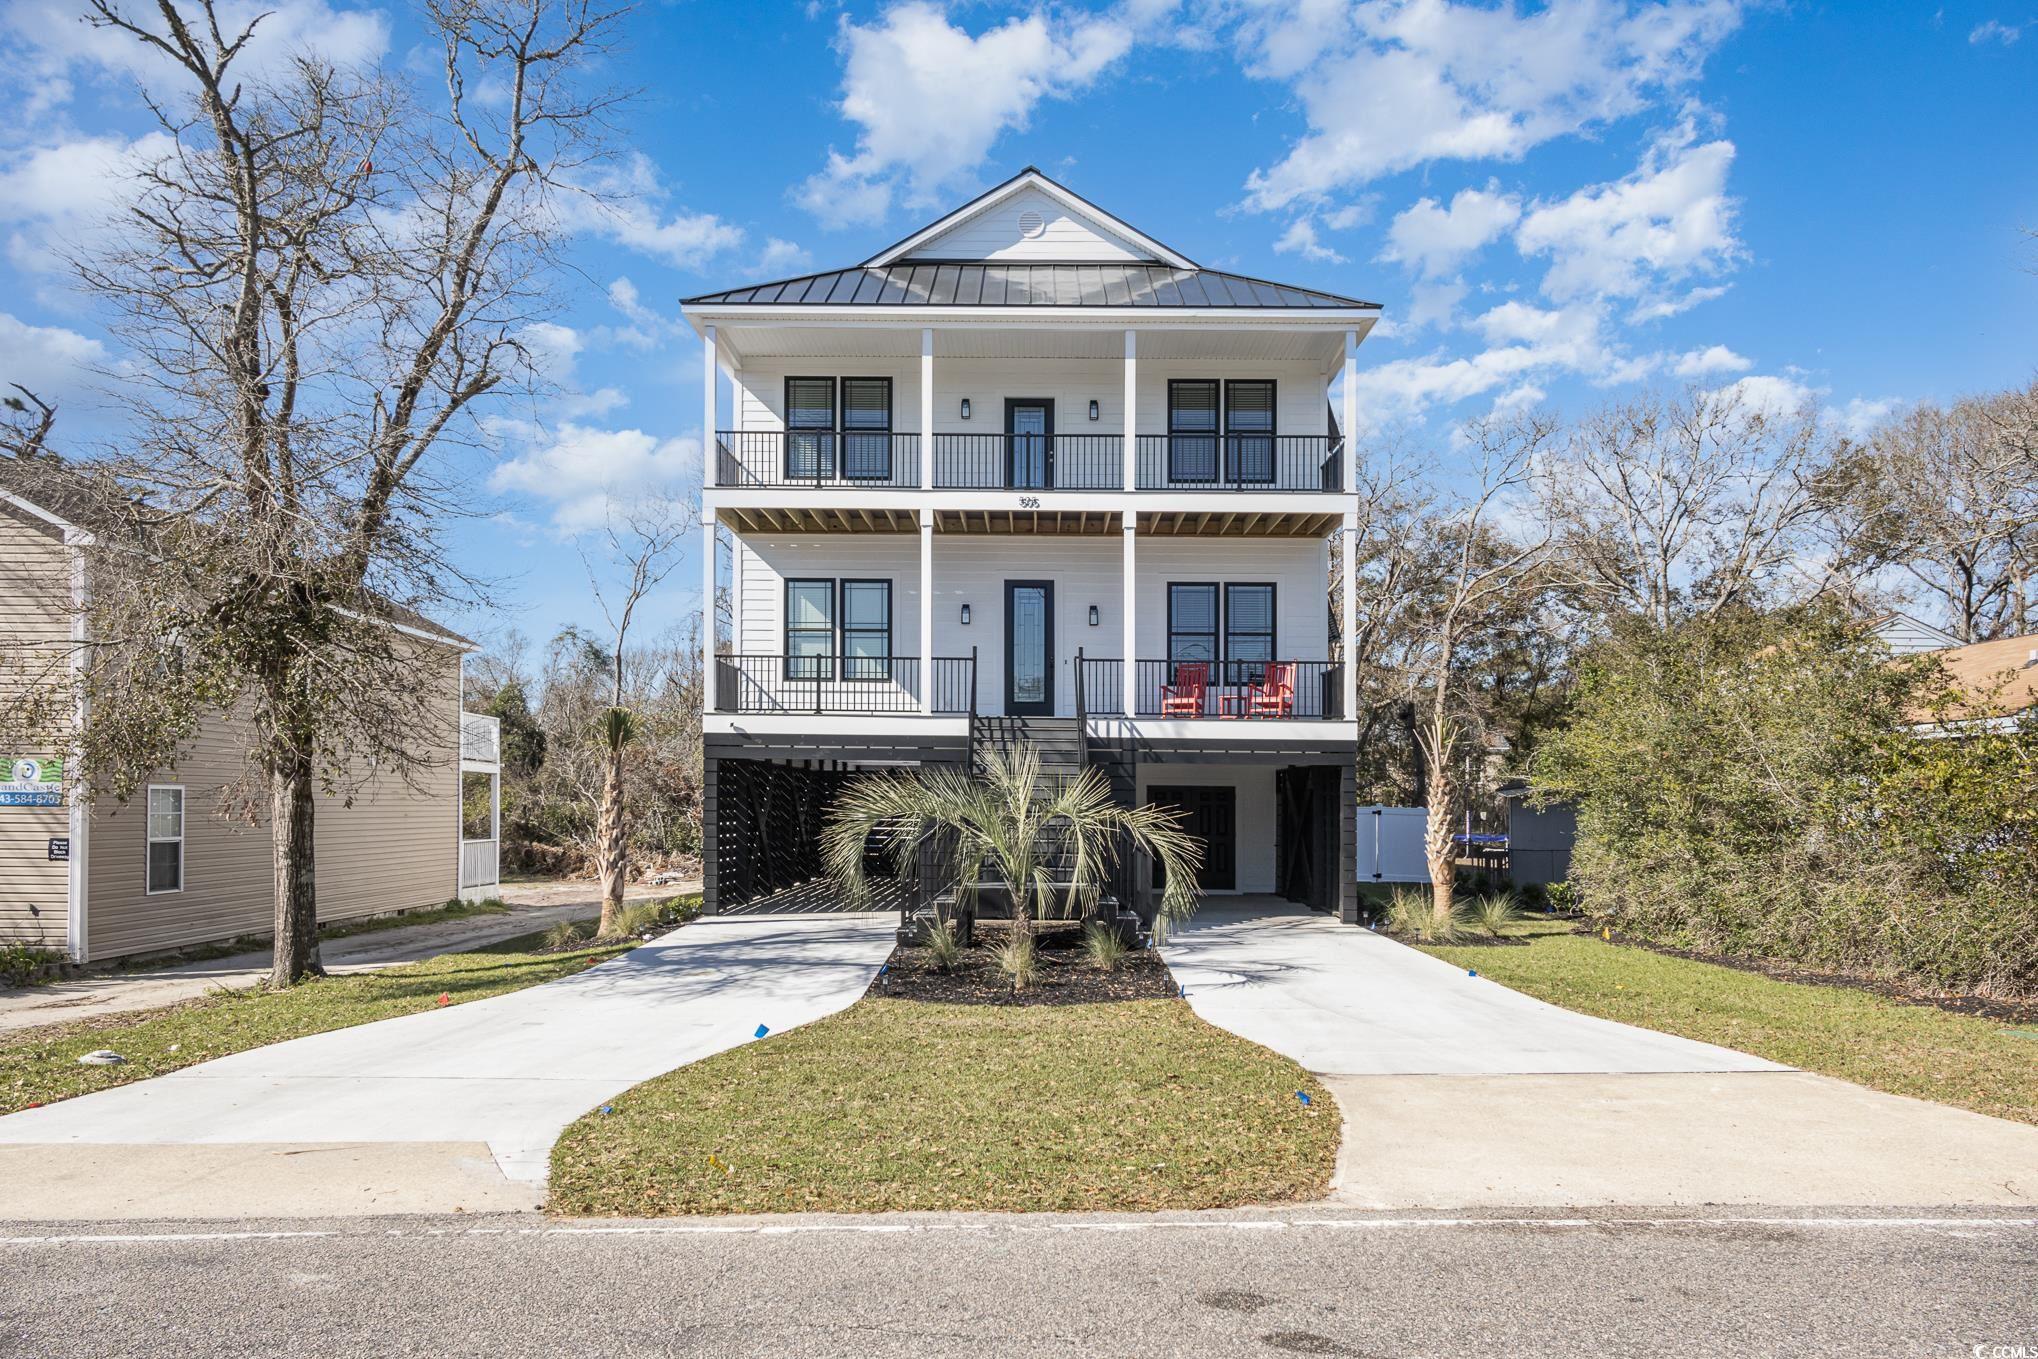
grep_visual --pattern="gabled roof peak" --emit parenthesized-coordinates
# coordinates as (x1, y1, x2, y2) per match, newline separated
(861, 167, 1198, 271)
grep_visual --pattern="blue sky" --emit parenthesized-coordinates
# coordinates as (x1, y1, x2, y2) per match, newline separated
(2, 0, 2034, 651)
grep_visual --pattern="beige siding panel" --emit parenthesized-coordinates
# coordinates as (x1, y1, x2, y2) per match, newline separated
(86, 659, 461, 960)
(0, 506, 74, 951)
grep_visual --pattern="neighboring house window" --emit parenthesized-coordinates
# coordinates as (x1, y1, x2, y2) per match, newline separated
(146, 785, 184, 894)
(1167, 583, 1219, 665)
(840, 378, 893, 481)
(1167, 380, 1219, 483)
(785, 377, 837, 480)
(1224, 380, 1276, 484)
(785, 579, 835, 679)
(1224, 583, 1277, 683)
(839, 579, 892, 680)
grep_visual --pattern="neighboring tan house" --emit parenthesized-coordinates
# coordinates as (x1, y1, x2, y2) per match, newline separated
(0, 467, 502, 963)
(1918, 631, 2038, 730)
(1869, 611, 1962, 655)
(685, 168, 1375, 923)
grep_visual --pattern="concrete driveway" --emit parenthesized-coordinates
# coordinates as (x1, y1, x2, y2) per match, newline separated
(1163, 902, 2038, 1208)
(0, 914, 895, 1218)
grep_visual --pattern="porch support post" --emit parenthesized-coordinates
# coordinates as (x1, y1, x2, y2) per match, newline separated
(921, 327, 935, 490)
(1121, 516, 1137, 716)
(1342, 328, 1358, 495)
(1122, 328, 1137, 491)
(1340, 510, 1358, 722)
(703, 324, 718, 481)
(701, 507, 719, 713)
(919, 508, 934, 714)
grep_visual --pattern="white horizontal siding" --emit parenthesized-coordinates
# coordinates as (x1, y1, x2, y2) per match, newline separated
(733, 533, 1330, 718)
(904, 187, 1148, 263)
(731, 358, 1331, 437)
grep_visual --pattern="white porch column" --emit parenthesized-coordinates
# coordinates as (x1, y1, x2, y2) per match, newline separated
(919, 508, 934, 714)
(1342, 328, 1359, 495)
(1121, 516, 1138, 716)
(701, 505, 718, 713)
(703, 324, 718, 481)
(1122, 328, 1137, 491)
(921, 328, 935, 490)
(1341, 510, 1358, 723)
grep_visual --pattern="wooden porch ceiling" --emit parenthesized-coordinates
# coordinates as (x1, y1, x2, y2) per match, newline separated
(716, 506, 1341, 536)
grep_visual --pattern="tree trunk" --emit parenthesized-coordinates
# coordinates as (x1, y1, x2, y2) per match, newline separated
(1424, 763, 1458, 923)
(596, 743, 627, 936)
(269, 753, 323, 987)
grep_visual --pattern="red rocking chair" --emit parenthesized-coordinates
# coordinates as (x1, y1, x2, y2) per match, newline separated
(1244, 662, 1297, 719)
(1159, 662, 1209, 717)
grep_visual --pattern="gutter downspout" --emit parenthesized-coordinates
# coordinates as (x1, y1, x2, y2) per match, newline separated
(64, 527, 93, 963)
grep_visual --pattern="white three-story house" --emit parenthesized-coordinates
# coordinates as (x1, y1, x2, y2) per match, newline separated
(687, 169, 1378, 925)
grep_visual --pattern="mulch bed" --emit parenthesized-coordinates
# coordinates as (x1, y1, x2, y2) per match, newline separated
(1596, 926, 2038, 1026)
(874, 922, 1178, 1006)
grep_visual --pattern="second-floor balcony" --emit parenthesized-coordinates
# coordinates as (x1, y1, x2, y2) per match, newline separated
(714, 431, 1345, 493)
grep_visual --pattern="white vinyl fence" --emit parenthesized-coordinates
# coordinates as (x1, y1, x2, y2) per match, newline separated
(1356, 805, 1429, 883)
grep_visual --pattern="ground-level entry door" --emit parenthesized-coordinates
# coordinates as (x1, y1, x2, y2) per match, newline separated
(1006, 399, 1053, 488)
(1005, 580, 1054, 716)
(1148, 785, 1237, 891)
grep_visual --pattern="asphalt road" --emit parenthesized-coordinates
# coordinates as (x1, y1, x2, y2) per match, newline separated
(2, 1207, 2033, 1358)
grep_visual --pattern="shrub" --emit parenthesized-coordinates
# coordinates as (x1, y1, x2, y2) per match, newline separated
(1082, 921, 1129, 972)
(0, 944, 65, 988)
(1386, 887, 1468, 943)
(920, 916, 964, 973)
(543, 919, 590, 950)
(1468, 891, 1523, 938)
(993, 934, 1038, 991)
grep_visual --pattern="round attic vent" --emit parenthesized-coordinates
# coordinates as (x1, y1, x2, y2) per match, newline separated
(1016, 209, 1046, 238)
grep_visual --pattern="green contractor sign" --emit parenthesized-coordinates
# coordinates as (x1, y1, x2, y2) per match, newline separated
(0, 757, 63, 808)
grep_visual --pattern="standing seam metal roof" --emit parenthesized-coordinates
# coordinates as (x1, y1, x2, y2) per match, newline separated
(683, 262, 1376, 310)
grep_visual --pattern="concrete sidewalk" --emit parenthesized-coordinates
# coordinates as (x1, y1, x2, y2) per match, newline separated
(0, 911, 890, 1219)
(1163, 902, 2038, 1208)
(0, 879, 684, 1034)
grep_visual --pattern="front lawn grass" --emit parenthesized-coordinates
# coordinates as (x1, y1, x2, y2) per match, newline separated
(1, 921, 642, 1116)
(549, 996, 1339, 1216)
(1420, 921, 2038, 1126)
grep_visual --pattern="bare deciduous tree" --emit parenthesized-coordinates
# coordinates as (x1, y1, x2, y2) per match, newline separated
(583, 494, 692, 936)
(1832, 379, 2038, 642)
(60, 0, 627, 985)
(1536, 386, 1833, 628)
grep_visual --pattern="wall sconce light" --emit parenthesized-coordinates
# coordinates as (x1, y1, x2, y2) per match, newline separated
(1088, 399, 1100, 422)
(960, 603, 972, 625)
(959, 398, 972, 420)
(1088, 605, 1100, 626)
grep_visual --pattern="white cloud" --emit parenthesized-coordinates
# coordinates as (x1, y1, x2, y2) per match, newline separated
(757, 237, 814, 275)
(1671, 343, 1750, 376)
(1968, 19, 2023, 44)
(1826, 395, 1900, 439)
(1406, 277, 1469, 330)
(0, 311, 108, 406)
(489, 423, 703, 533)
(1238, 0, 1745, 210)
(1514, 122, 1741, 304)
(562, 153, 743, 270)
(0, 132, 176, 274)
(1274, 218, 1348, 263)
(796, 1, 1137, 227)
(1715, 373, 1820, 416)
(3, 0, 389, 116)
(1379, 184, 1521, 276)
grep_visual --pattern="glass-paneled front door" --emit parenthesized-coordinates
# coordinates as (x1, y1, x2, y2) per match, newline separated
(1004, 580, 1054, 716)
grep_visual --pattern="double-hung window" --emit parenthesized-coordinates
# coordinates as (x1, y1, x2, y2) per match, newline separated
(784, 377, 837, 481)
(839, 378, 893, 481)
(1167, 380, 1220, 484)
(1224, 380, 1276, 485)
(1167, 584, 1219, 666)
(146, 784, 184, 894)
(786, 578, 893, 681)
(839, 580, 892, 681)
(1223, 583, 1276, 684)
(785, 579, 836, 679)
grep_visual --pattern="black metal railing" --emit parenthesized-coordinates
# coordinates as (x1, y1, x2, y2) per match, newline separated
(713, 654, 975, 715)
(932, 433, 1122, 490)
(714, 431, 922, 488)
(1076, 655, 1124, 716)
(1129, 659, 1344, 719)
(1134, 435, 1344, 492)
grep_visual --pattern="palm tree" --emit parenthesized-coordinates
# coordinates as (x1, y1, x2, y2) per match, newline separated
(822, 745, 1204, 940)
(593, 706, 635, 938)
